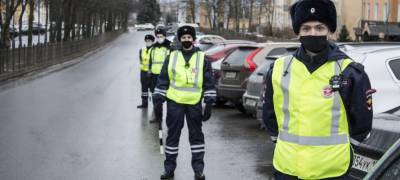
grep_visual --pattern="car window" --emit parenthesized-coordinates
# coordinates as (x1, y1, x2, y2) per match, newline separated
(205, 45, 225, 55)
(224, 48, 257, 65)
(254, 62, 271, 75)
(388, 59, 400, 81)
(267, 47, 290, 56)
(379, 157, 400, 180)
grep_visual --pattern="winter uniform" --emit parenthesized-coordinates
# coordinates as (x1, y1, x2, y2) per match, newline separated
(137, 34, 155, 108)
(262, 0, 373, 179)
(149, 29, 171, 121)
(263, 43, 373, 179)
(154, 26, 215, 180)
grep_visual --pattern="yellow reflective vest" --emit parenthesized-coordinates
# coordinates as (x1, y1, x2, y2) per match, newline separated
(166, 50, 204, 105)
(140, 47, 152, 72)
(271, 55, 353, 179)
(151, 46, 170, 74)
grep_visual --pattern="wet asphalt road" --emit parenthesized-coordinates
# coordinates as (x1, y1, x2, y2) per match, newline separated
(0, 31, 275, 180)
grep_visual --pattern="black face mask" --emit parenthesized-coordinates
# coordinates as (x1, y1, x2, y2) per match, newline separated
(181, 41, 193, 49)
(299, 35, 328, 53)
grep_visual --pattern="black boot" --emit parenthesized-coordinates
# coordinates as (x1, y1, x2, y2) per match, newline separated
(194, 173, 205, 180)
(137, 99, 148, 109)
(149, 116, 161, 123)
(160, 172, 174, 179)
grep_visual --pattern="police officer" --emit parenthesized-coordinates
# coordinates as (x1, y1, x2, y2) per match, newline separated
(137, 34, 155, 109)
(262, 0, 373, 179)
(149, 28, 172, 122)
(153, 25, 216, 180)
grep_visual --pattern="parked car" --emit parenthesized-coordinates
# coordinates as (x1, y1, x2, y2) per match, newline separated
(135, 23, 155, 31)
(218, 42, 299, 113)
(205, 41, 257, 106)
(350, 108, 400, 179)
(217, 44, 263, 112)
(205, 40, 257, 56)
(194, 35, 226, 51)
(243, 45, 299, 116)
(363, 137, 400, 180)
(341, 44, 400, 114)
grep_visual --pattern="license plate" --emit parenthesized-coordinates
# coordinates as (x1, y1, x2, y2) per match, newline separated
(225, 72, 237, 79)
(352, 153, 378, 173)
(245, 99, 257, 107)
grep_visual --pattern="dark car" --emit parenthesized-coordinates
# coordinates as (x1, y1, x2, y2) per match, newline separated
(205, 42, 256, 106)
(217, 44, 262, 112)
(363, 137, 400, 180)
(244, 45, 299, 117)
(350, 108, 400, 179)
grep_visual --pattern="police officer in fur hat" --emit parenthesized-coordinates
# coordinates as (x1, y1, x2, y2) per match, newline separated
(149, 28, 172, 122)
(153, 25, 216, 180)
(262, 0, 373, 179)
(137, 34, 155, 108)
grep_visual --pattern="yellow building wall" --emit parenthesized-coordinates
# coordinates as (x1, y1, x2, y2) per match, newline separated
(340, 0, 363, 40)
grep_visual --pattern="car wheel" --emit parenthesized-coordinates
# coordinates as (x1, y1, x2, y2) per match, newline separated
(215, 99, 227, 107)
(234, 102, 247, 114)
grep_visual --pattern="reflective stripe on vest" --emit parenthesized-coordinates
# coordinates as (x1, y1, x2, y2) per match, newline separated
(272, 55, 353, 179)
(170, 51, 201, 92)
(166, 51, 204, 105)
(278, 56, 348, 146)
(151, 47, 169, 74)
(140, 47, 151, 72)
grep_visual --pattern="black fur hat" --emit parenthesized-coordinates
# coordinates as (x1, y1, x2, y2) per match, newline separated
(290, 0, 337, 35)
(155, 28, 166, 36)
(144, 34, 155, 41)
(177, 25, 196, 42)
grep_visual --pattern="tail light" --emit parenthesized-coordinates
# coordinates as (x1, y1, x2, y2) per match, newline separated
(245, 48, 262, 72)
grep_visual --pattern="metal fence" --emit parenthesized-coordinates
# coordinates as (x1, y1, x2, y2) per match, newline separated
(0, 31, 123, 81)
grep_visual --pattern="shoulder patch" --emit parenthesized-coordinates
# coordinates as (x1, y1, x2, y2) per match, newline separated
(348, 62, 364, 73)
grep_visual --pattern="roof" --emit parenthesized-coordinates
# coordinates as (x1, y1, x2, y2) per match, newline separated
(363, 21, 400, 36)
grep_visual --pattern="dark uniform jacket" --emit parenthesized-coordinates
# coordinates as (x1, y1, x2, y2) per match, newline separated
(263, 42, 373, 144)
(155, 47, 216, 105)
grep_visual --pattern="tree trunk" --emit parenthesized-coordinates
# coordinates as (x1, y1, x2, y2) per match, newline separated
(28, 0, 35, 46)
(19, 0, 28, 47)
(235, 0, 239, 33)
(45, 0, 49, 43)
(248, 0, 254, 32)
(1, 0, 23, 48)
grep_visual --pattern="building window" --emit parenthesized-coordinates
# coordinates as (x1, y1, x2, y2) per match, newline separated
(367, 2, 371, 19)
(398, 4, 400, 22)
(375, 2, 379, 20)
(383, 2, 388, 21)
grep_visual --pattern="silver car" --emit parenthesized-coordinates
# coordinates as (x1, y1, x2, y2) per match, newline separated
(342, 44, 400, 114)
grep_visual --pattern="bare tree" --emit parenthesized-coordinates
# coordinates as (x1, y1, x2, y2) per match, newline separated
(18, 0, 28, 47)
(0, 0, 23, 48)
(247, 0, 255, 32)
(264, 0, 275, 35)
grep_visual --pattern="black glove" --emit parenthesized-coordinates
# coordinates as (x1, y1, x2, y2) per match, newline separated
(202, 104, 212, 122)
(153, 94, 165, 105)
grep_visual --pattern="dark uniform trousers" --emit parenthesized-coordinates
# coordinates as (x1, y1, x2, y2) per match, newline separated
(150, 74, 163, 119)
(164, 100, 205, 174)
(140, 71, 150, 102)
